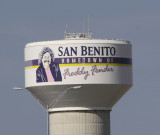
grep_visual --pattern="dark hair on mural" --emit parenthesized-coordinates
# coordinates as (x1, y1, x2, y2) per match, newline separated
(38, 47, 55, 64)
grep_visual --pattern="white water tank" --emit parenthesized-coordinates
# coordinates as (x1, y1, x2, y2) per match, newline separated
(24, 33, 132, 135)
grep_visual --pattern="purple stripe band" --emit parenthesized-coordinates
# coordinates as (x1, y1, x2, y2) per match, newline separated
(25, 57, 132, 67)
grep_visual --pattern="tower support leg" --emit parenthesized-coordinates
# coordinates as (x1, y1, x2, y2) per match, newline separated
(49, 110, 110, 135)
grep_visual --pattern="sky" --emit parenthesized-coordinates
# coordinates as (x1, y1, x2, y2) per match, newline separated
(0, 0, 160, 135)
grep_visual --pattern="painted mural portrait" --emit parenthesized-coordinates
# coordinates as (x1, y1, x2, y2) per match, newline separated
(36, 47, 62, 82)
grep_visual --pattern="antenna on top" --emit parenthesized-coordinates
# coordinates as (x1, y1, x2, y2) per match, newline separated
(64, 18, 92, 39)
(65, 25, 68, 33)
(88, 15, 92, 39)
(88, 15, 90, 33)
(83, 22, 85, 34)
(64, 25, 69, 39)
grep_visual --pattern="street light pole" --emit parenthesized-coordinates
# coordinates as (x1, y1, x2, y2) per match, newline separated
(46, 86, 82, 135)
(47, 105, 49, 135)
(14, 85, 82, 135)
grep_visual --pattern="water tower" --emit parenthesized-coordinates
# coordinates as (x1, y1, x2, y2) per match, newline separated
(25, 32, 132, 135)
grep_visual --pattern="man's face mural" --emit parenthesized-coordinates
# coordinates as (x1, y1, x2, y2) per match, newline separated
(42, 52, 51, 69)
